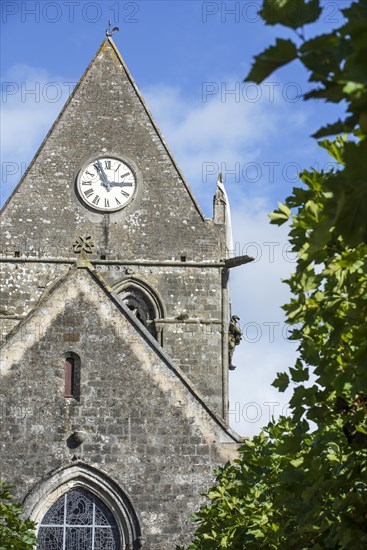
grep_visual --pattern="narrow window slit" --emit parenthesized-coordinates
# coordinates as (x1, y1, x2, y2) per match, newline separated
(64, 357, 75, 397)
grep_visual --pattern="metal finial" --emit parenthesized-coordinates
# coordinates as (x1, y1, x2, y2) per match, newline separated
(106, 20, 119, 37)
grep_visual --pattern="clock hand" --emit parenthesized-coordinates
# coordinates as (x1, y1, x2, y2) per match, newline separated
(94, 161, 110, 189)
(108, 181, 133, 187)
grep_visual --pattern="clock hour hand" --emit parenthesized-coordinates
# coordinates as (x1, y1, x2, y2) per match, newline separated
(108, 181, 133, 187)
(94, 161, 110, 189)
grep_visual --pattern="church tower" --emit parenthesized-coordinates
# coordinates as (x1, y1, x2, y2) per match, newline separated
(0, 37, 249, 548)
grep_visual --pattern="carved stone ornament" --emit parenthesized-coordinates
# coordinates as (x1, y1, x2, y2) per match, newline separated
(73, 235, 95, 254)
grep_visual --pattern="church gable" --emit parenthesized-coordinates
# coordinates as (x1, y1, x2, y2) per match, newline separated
(0, 39, 224, 262)
(0, 262, 238, 546)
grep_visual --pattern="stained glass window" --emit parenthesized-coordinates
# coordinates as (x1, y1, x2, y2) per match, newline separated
(37, 488, 121, 550)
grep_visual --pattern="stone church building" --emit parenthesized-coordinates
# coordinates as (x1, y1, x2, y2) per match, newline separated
(0, 37, 250, 548)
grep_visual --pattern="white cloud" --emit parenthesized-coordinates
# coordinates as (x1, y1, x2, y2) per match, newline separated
(229, 344, 294, 437)
(1, 65, 72, 204)
(143, 80, 288, 202)
(144, 82, 300, 437)
(229, 208, 296, 437)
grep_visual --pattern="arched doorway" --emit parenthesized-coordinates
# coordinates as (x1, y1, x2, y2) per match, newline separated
(37, 487, 120, 549)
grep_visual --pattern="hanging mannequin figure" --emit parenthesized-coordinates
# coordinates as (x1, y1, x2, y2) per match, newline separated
(228, 315, 242, 370)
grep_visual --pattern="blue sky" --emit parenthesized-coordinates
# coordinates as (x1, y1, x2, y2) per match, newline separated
(1, 1, 349, 435)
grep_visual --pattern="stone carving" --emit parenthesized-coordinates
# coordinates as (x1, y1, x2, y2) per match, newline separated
(73, 236, 95, 254)
(228, 315, 242, 370)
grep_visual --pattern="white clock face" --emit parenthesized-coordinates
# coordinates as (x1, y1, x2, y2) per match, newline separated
(77, 156, 136, 212)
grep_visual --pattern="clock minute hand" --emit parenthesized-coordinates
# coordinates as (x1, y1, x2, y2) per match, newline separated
(94, 161, 110, 189)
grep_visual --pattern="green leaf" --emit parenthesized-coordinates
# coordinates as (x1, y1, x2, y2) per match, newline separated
(0, 481, 37, 549)
(278, 202, 291, 216)
(260, 0, 321, 30)
(272, 372, 290, 392)
(289, 361, 309, 383)
(245, 39, 298, 83)
(290, 457, 304, 467)
(269, 202, 292, 225)
(312, 116, 358, 138)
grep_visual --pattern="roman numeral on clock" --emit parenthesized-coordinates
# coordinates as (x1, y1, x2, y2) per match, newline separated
(105, 160, 111, 169)
(82, 181, 92, 185)
(104, 198, 110, 208)
(120, 190, 129, 198)
(84, 189, 94, 198)
(115, 198, 121, 205)
(92, 196, 100, 205)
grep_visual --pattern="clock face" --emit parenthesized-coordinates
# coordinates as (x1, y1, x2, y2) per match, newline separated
(76, 155, 136, 212)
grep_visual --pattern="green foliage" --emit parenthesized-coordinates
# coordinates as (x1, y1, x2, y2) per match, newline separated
(247, 0, 367, 139)
(245, 39, 298, 83)
(179, 1, 367, 548)
(0, 481, 37, 550)
(259, 0, 321, 29)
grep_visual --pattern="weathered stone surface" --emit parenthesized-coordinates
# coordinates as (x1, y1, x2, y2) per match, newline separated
(0, 266, 238, 548)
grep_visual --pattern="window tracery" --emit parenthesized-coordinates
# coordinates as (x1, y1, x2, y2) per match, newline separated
(120, 287, 157, 337)
(37, 488, 120, 550)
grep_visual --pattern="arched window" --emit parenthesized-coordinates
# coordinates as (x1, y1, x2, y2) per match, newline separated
(24, 464, 141, 549)
(37, 488, 120, 549)
(115, 279, 165, 343)
(120, 287, 157, 337)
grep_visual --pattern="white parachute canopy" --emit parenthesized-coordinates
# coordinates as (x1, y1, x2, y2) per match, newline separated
(217, 172, 234, 258)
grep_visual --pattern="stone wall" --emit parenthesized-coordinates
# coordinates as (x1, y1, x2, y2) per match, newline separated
(0, 267, 238, 548)
(0, 260, 228, 415)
